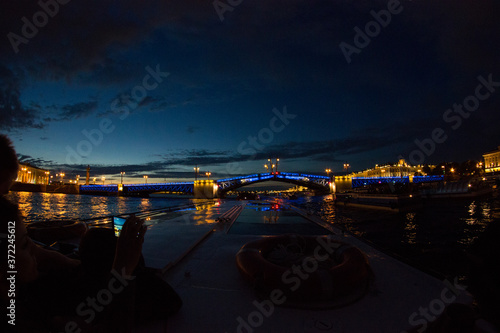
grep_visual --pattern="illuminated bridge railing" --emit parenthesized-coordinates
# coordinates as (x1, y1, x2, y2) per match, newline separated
(351, 176, 444, 188)
(80, 183, 194, 193)
(216, 172, 331, 191)
(278, 172, 330, 186)
(352, 177, 409, 188)
(216, 174, 262, 183)
(80, 185, 118, 192)
(279, 172, 330, 180)
(124, 182, 193, 193)
(412, 175, 444, 183)
(216, 173, 268, 190)
(81, 173, 333, 194)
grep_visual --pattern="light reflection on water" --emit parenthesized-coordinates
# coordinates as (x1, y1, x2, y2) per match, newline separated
(7, 191, 499, 276)
(403, 212, 417, 245)
(295, 195, 497, 248)
(291, 193, 499, 276)
(6, 191, 196, 222)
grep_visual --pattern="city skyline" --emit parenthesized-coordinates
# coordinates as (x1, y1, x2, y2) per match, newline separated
(1, 0, 499, 183)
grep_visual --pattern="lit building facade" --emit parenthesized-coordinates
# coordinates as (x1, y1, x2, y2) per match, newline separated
(483, 146, 500, 173)
(16, 163, 51, 184)
(352, 159, 428, 178)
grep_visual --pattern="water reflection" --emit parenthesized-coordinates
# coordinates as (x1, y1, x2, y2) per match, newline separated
(264, 210, 280, 224)
(468, 201, 477, 216)
(6, 191, 198, 222)
(402, 212, 417, 245)
(458, 200, 492, 246)
(140, 198, 152, 211)
(292, 193, 500, 277)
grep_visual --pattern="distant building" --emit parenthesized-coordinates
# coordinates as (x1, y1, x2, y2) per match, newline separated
(483, 146, 500, 173)
(16, 163, 51, 184)
(351, 159, 429, 178)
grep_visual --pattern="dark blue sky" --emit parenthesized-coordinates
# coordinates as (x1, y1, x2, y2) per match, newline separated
(1, 0, 499, 183)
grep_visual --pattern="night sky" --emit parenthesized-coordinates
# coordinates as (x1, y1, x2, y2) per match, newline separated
(1, 0, 499, 183)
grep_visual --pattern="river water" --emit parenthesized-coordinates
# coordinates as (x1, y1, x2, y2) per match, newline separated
(6, 190, 500, 279)
(294, 193, 500, 279)
(5, 192, 196, 222)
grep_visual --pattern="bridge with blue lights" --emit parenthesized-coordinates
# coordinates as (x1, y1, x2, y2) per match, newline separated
(216, 172, 331, 192)
(79, 172, 333, 198)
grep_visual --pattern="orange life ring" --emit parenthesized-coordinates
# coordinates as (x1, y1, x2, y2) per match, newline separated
(236, 235, 371, 304)
(27, 220, 87, 244)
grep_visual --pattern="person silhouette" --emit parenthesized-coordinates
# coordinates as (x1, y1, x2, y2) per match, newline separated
(0, 134, 19, 195)
(0, 134, 182, 332)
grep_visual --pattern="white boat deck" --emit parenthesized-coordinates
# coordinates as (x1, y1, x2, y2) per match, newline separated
(140, 201, 472, 333)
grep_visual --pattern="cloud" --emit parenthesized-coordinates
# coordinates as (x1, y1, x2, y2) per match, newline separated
(17, 154, 54, 167)
(15, 108, 482, 180)
(58, 101, 98, 121)
(2, 0, 499, 172)
(150, 121, 426, 169)
(2, 0, 498, 87)
(0, 63, 98, 130)
(1, 1, 166, 78)
(0, 65, 44, 130)
(404, 0, 500, 75)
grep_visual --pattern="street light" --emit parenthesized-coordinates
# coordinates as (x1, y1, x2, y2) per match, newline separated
(143, 175, 148, 183)
(194, 165, 199, 181)
(93, 177, 96, 184)
(268, 159, 273, 173)
(343, 163, 350, 172)
(120, 171, 125, 184)
(206, 172, 211, 180)
(60, 172, 65, 183)
(276, 158, 279, 173)
(101, 176, 105, 185)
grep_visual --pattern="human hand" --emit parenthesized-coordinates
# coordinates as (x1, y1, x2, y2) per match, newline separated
(112, 214, 147, 276)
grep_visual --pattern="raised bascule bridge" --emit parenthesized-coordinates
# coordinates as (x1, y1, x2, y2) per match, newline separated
(79, 172, 333, 198)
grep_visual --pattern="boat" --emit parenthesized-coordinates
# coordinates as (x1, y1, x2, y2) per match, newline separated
(135, 200, 483, 332)
(334, 179, 495, 211)
(334, 191, 421, 211)
(421, 180, 493, 199)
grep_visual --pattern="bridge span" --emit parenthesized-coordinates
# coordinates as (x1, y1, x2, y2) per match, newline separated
(79, 172, 333, 198)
